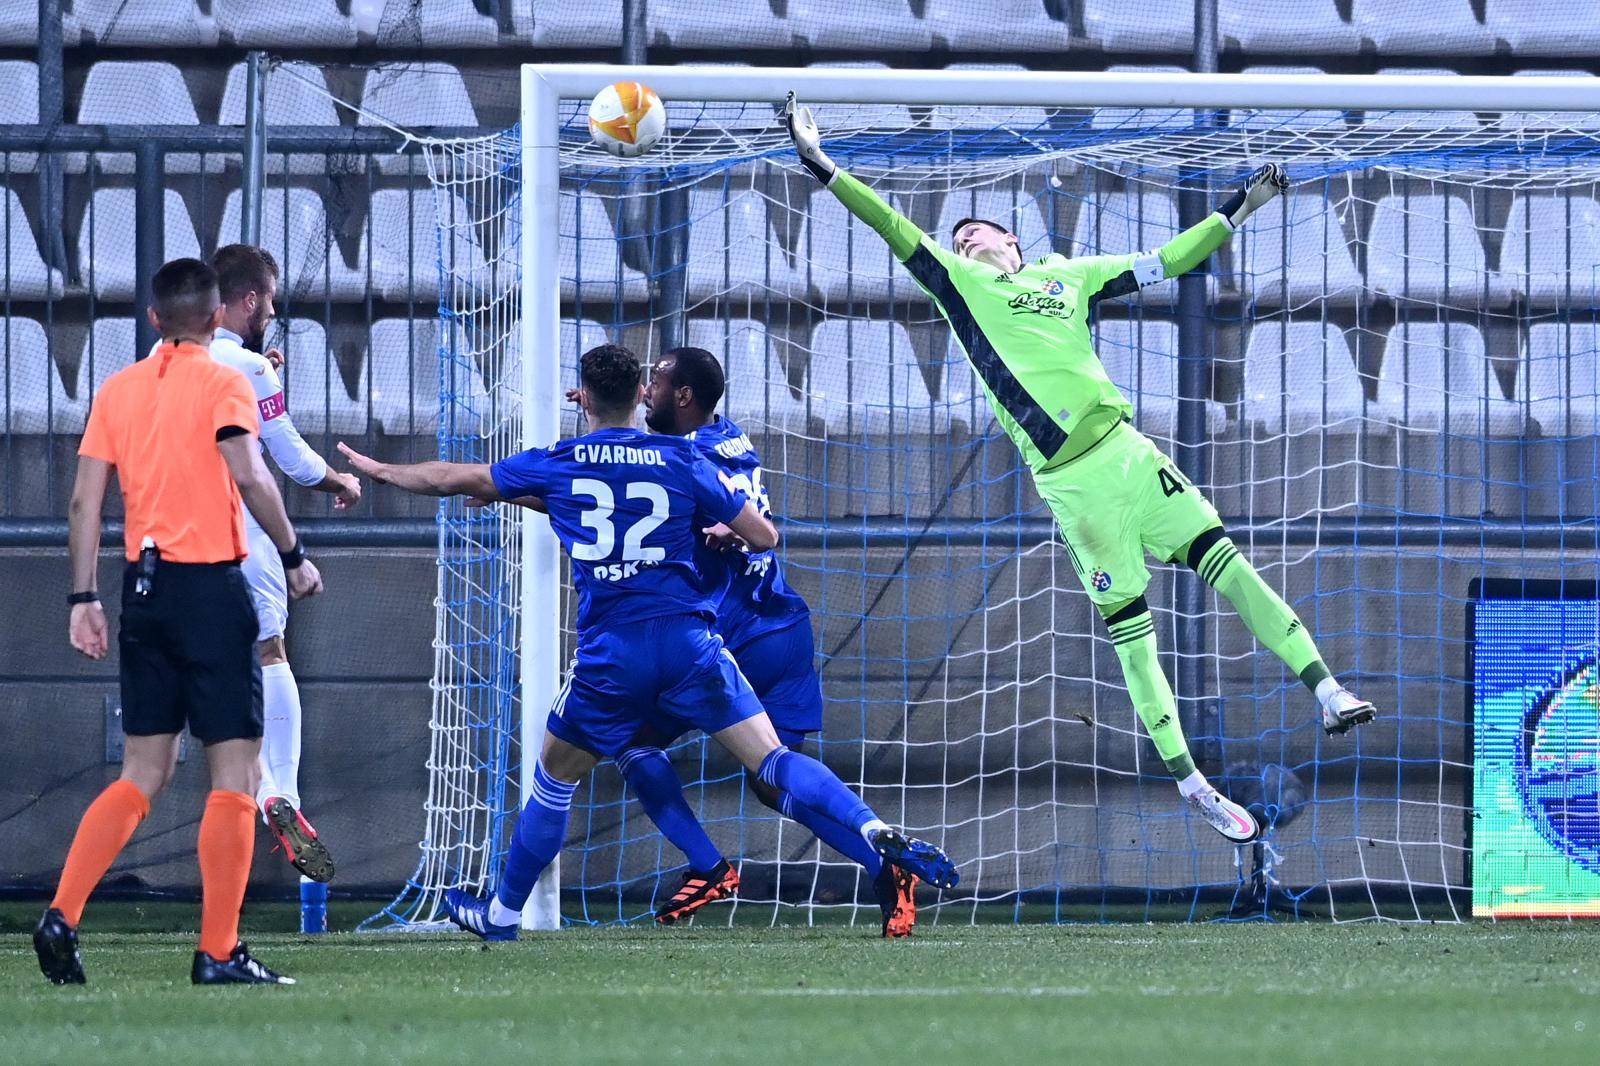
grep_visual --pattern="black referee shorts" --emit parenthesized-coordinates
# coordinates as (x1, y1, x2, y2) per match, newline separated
(118, 560, 263, 743)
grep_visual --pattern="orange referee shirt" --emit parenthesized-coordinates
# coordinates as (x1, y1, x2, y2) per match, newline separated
(78, 340, 261, 563)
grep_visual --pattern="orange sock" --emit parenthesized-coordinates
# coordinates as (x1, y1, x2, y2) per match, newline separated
(197, 790, 257, 962)
(50, 778, 151, 927)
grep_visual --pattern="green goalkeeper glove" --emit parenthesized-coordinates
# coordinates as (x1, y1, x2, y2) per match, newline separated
(784, 92, 838, 186)
(1217, 163, 1289, 228)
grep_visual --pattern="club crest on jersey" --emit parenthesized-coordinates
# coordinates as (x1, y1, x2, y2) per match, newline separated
(1042, 278, 1064, 296)
(1091, 568, 1113, 593)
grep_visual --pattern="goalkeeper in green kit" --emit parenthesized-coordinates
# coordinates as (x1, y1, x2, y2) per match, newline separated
(785, 94, 1374, 844)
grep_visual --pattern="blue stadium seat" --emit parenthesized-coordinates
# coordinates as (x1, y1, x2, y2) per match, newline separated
(74, 62, 222, 174)
(358, 63, 478, 173)
(215, 0, 357, 46)
(1, 319, 80, 433)
(1350, 0, 1495, 55)
(528, 0, 622, 47)
(365, 188, 500, 303)
(78, 189, 201, 300)
(937, 185, 1055, 263)
(1220, 0, 1358, 55)
(219, 188, 364, 301)
(279, 318, 367, 435)
(684, 182, 799, 301)
(560, 195, 647, 302)
(74, 0, 216, 46)
(649, 0, 792, 48)
(1486, 0, 1600, 57)
(930, 66, 1053, 133)
(806, 320, 947, 435)
(1521, 322, 1600, 437)
(789, 0, 931, 50)
(0, 61, 40, 172)
(1501, 195, 1600, 307)
(78, 318, 135, 407)
(1238, 192, 1363, 308)
(220, 62, 342, 175)
(1242, 321, 1364, 434)
(1375, 321, 1517, 434)
(0, 187, 64, 299)
(371, 0, 507, 46)
(685, 319, 808, 432)
(369, 318, 487, 436)
(924, 2, 1068, 53)
(1366, 193, 1509, 306)
(1082, 0, 1192, 52)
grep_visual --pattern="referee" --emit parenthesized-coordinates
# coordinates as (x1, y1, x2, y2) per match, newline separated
(34, 258, 323, 987)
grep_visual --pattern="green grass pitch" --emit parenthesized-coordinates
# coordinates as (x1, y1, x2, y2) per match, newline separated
(3, 902, 1599, 1064)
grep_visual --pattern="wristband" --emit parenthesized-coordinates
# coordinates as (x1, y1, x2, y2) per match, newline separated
(67, 591, 100, 606)
(279, 539, 307, 570)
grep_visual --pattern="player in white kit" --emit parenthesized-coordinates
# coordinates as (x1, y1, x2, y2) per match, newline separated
(209, 245, 360, 882)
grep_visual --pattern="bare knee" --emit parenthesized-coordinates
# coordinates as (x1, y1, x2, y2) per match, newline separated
(257, 636, 287, 668)
(204, 737, 262, 795)
(118, 734, 182, 801)
(539, 734, 600, 784)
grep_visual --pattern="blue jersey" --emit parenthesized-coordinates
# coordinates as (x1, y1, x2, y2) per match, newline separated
(490, 426, 749, 637)
(687, 416, 811, 649)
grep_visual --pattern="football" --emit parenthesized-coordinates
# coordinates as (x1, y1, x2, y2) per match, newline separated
(587, 81, 666, 158)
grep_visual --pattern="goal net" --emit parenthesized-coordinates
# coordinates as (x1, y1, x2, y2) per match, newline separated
(370, 68, 1600, 927)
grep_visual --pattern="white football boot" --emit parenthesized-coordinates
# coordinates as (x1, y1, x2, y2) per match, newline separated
(1321, 687, 1376, 736)
(1186, 786, 1261, 844)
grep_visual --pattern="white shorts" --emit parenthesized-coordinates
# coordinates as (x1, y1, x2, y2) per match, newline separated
(241, 521, 288, 641)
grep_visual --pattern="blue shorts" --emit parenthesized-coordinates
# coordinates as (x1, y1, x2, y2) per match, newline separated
(649, 619, 822, 745)
(546, 615, 764, 758)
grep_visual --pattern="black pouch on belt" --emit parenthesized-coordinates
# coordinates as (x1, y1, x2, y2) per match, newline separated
(134, 537, 160, 597)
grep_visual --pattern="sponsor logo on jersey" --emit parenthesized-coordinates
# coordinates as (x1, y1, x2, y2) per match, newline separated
(588, 559, 661, 582)
(1091, 568, 1113, 592)
(258, 391, 287, 421)
(1042, 278, 1064, 295)
(1006, 291, 1075, 321)
(572, 443, 666, 466)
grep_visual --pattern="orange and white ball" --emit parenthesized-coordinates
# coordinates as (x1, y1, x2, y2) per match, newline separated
(587, 82, 666, 158)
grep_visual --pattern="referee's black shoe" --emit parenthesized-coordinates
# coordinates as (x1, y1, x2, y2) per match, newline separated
(34, 907, 86, 986)
(192, 942, 296, 985)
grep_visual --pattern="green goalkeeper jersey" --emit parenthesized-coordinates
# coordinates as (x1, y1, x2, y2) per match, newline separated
(827, 169, 1235, 473)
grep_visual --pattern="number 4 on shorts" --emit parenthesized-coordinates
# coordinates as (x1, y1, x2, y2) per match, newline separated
(1157, 465, 1190, 498)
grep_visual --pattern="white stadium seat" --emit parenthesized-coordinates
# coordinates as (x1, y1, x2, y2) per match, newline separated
(685, 319, 808, 432)
(1071, 189, 1186, 304)
(78, 189, 202, 300)
(1, 319, 81, 434)
(369, 318, 488, 436)
(358, 63, 478, 172)
(78, 318, 135, 407)
(215, 0, 357, 46)
(1093, 318, 1180, 439)
(937, 186, 1055, 264)
(1366, 193, 1508, 305)
(788, 0, 931, 50)
(556, 318, 612, 435)
(527, 0, 622, 47)
(1242, 322, 1365, 434)
(930, 65, 1053, 133)
(372, 0, 505, 46)
(1363, 70, 1479, 131)
(219, 188, 364, 301)
(649, 0, 792, 48)
(366, 188, 502, 303)
(1501, 195, 1600, 307)
(74, 62, 221, 174)
(1220, 0, 1358, 55)
(1090, 66, 1192, 135)
(1374, 322, 1517, 434)
(75, 0, 216, 46)
(0, 188, 64, 299)
(684, 184, 799, 300)
(1521, 322, 1600, 437)
(220, 62, 342, 175)
(924, 2, 1069, 53)
(806, 320, 947, 435)
(800, 187, 919, 304)
(1082, 0, 1192, 52)
(1238, 193, 1363, 307)
(560, 195, 647, 301)
(1350, 0, 1495, 56)
(278, 318, 367, 435)
(1486, 0, 1600, 58)
(1228, 66, 1344, 133)
(0, 61, 40, 172)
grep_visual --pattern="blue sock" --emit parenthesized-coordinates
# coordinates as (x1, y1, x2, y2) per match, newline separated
(757, 747, 875, 837)
(495, 761, 577, 913)
(617, 746, 724, 873)
(779, 791, 883, 876)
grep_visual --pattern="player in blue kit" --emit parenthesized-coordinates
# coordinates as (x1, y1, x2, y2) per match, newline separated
(618, 347, 919, 937)
(337, 343, 957, 940)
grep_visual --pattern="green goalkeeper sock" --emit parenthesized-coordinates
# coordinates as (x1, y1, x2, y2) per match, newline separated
(1103, 598, 1196, 781)
(1186, 528, 1331, 695)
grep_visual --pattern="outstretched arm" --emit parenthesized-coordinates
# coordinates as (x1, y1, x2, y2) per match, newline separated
(337, 442, 499, 500)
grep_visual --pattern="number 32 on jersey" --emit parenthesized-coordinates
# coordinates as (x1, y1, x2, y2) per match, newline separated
(571, 479, 669, 580)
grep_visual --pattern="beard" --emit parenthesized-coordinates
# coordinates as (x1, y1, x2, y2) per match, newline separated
(643, 403, 676, 433)
(246, 306, 272, 351)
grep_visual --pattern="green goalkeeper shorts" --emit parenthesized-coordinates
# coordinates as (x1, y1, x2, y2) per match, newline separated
(1034, 421, 1220, 607)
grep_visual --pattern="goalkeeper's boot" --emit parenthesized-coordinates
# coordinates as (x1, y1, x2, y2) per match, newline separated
(655, 859, 739, 925)
(264, 797, 335, 884)
(444, 888, 518, 942)
(34, 907, 86, 986)
(870, 829, 959, 890)
(1322, 688, 1377, 736)
(1187, 787, 1260, 844)
(191, 942, 295, 985)
(873, 863, 918, 938)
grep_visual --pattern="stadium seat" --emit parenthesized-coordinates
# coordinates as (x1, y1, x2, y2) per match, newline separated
(808, 63, 915, 132)
(1521, 322, 1600, 437)
(371, 0, 505, 46)
(1219, 0, 1358, 55)
(1070, 189, 1194, 305)
(1501, 195, 1600, 307)
(1363, 70, 1480, 131)
(1228, 66, 1344, 133)
(1238, 193, 1363, 307)
(561, 195, 647, 301)
(1090, 67, 1191, 135)
(369, 318, 488, 436)
(806, 320, 947, 435)
(1, 319, 81, 433)
(924, 2, 1068, 53)
(929, 65, 1053, 133)
(219, 188, 364, 301)
(1241, 322, 1364, 434)
(684, 183, 799, 301)
(358, 64, 477, 173)
(1503, 71, 1600, 134)
(220, 62, 342, 175)
(789, 0, 931, 50)
(215, 0, 357, 46)
(1366, 193, 1508, 306)
(0, 61, 40, 172)
(75, 0, 216, 45)
(74, 62, 222, 174)
(661, 63, 776, 130)
(1350, 0, 1495, 55)
(528, 0, 622, 47)
(1486, 1, 1600, 58)
(279, 319, 367, 435)
(0, 188, 63, 299)
(649, 0, 792, 48)
(800, 186, 919, 304)
(1093, 318, 1181, 439)
(1081, 0, 1192, 52)
(77, 318, 136, 406)
(938, 186, 1055, 263)
(685, 319, 807, 432)
(1374, 322, 1518, 434)
(78, 189, 202, 300)
(366, 189, 503, 304)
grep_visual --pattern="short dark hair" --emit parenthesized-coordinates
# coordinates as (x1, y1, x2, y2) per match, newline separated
(212, 243, 280, 303)
(151, 257, 220, 335)
(579, 343, 643, 415)
(949, 216, 1010, 243)
(662, 346, 725, 414)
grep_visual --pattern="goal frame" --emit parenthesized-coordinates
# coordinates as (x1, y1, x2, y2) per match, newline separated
(515, 64, 1600, 930)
